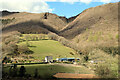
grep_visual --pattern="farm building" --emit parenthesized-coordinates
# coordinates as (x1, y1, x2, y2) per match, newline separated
(56, 58, 79, 62)
(89, 60, 105, 64)
(45, 56, 53, 62)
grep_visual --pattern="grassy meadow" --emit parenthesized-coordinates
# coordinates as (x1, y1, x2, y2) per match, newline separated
(3, 64, 94, 78)
(18, 38, 77, 60)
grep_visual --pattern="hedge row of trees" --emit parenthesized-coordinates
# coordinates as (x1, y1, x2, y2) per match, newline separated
(0, 17, 15, 25)
(23, 34, 46, 41)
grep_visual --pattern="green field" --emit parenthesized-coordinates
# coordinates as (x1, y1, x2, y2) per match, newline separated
(3, 64, 94, 78)
(18, 40, 76, 60)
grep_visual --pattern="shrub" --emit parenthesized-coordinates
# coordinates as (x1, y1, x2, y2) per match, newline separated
(1, 18, 15, 25)
(34, 68, 38, 78)
(9, 65, 18, 77)
(4, 35, 19, 44)
(108, 34, 113, 40)
(38, 35, 43, 40)
(4, 42, 18, 55)
(95, 64, 117, 78)
(19, 66, 26, 77)
(84, 55, 89, 62)
(93, 34, 98, 42)
(100, 47, 118, 56)
(18, 44, 33, 54)
(24, 35, 31, 41)
(2, 56, 11, 63)
(48, 33, 59, 40)
(76, 38, 79, 43)
(116, 34, 119, 39)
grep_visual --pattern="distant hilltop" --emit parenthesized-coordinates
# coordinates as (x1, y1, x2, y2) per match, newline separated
(0, 10, 19, 16)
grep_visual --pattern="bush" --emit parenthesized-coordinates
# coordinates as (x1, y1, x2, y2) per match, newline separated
(19, 66, 26, 77)
(84, 55, 89, 62)
(1, 18, 15, 25)
(4, 42, 18, 55)
(9, 65, 18, 77)
(4, 35, 19, 45)
(95, 64, 117, 78)
(34, 68, 38, 78)
(18, 44, 33, 54)
(100, 47, 118, 56)
(2, 56, 11, 63)
(48, 33, 59, 40)
(24, 35, 31, 41)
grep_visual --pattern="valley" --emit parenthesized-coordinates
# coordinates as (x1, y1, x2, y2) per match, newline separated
(1, 2, 119, 79)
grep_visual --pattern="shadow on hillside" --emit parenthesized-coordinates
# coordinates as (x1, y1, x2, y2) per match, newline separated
(59, 16, 104, 39)
(28, 45, 36, 48)
(2, 20, 58, 34)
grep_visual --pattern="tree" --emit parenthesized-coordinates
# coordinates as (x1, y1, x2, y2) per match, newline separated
(48, 33, 59, 40)
(84, 55, 89, 62)
(34, 68, 38, 78)
(24, 35, 31, 46)
(9, 64, 18, 77)
(2, 56, 11, 63)
(95, 64, 113, 78)
(42, 34, 46, 40)
(12, 64, 18, 77)
(5, 42, 18, 55)
(18, 44, 33, 54)
(44, 13, 47, 19)
(39, 34, 43, 40)
(19, 66, 26, 77)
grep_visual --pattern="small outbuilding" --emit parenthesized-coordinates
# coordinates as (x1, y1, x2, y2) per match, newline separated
(57, 58, 80, 62)
(45, 56, 53, 62)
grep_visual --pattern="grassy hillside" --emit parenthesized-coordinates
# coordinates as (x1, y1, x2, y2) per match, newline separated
(18, 40, 76, 60)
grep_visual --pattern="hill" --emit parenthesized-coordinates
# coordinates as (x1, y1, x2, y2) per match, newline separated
(59, 2, 118, 39)
(0, 10, 19, 16)
(1, 2, 119, 55)
(1, 11, 78, 34)
(59, 2, 119, 49)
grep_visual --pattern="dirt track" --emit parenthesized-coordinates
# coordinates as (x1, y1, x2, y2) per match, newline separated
(53, 73, 98, 79)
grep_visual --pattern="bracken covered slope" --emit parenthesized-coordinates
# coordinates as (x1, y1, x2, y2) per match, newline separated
(59, 2, 119, 39)
(1, 11, 77, 34)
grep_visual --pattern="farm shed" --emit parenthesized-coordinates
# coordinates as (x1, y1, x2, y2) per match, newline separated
(45, 56, 53, 62)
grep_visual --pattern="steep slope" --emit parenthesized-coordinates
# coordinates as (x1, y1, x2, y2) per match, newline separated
(59, 2, 118, 40)
(1, 12, 68, 34)
(59, 14, 80, 24)
(1, 2, 119, 49)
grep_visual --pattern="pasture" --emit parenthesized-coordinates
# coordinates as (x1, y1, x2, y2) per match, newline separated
(3, 63, 94, 79)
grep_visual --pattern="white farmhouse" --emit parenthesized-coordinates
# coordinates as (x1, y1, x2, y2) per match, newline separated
(45, 56, 53, 62)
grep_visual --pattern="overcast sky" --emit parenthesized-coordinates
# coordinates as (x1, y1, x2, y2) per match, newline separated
(0, 0, 120, 18)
